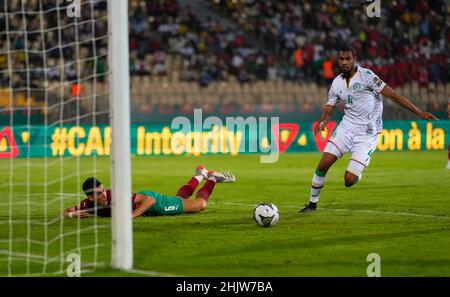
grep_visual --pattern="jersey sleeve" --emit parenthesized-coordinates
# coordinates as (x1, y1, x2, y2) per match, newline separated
(364, 69, 386, 94)
(326, 83, 340, 106)
(78, 199, 94, 214)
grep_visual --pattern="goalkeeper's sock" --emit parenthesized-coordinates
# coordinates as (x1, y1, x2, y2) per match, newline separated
(310, 169, 326, 203)
(196, 178, 216, 202)
(176, 176, 203, 199)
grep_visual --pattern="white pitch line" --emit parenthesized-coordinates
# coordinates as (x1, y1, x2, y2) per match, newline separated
(220, 202, 450, 220)
(124, 268, 181, 277)
(0, 192, 80, 197)
(54, 193, 80, 197)
(4, 269, 96, 277)
(0, 191, 180, 278)
(319, 207, 450, 220)
(2, 195, 447, 220)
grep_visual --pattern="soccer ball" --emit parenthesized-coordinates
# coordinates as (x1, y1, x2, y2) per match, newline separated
(253, 203, 279, 227)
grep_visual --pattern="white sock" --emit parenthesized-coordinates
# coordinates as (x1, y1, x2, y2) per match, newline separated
(208, 176, 217, 183)
(310, 171, 326, 203)
(194, 175, 204, 182)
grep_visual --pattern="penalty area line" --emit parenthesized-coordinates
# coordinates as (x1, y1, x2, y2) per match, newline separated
(220, 202, 450, 220)
(123, 268, 182, 277)
(319, 207, 450, 220)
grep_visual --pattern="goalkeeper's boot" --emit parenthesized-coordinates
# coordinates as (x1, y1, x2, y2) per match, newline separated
(195, 165, 208, 179)
(207, 171, 236, 183)
(299, 202, 317, 213)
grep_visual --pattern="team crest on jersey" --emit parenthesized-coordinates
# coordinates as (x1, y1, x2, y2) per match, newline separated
(352, 83, 361, 92)
(373, 76, 383, 87)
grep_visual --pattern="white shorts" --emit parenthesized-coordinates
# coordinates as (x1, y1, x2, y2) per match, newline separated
(324, 120, 379, 170)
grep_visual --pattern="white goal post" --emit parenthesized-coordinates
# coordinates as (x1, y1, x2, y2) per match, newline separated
(0, 0, 133, 275)
(108, 0, 133, 270)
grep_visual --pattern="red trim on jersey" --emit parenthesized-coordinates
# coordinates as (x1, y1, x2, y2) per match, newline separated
(327, 140, 344, 156)
(350, 158, 367, 167)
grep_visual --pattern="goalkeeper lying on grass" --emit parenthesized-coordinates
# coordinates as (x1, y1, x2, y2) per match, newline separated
(63, 165, 236, 219)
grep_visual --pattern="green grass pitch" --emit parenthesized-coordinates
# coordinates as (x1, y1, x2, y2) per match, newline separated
(1, 151, 449, 276)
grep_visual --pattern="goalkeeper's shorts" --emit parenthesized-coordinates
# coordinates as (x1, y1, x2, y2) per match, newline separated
(138, 191, 184, 216)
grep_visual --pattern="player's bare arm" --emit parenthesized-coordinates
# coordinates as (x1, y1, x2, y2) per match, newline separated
(132, 193, 155, 218)
(315, 105, 335, 135)
(380, 86, 438, 120)
(63, 206, 90, 219)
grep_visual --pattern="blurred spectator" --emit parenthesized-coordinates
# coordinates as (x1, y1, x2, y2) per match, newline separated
(1, 0, 448, 119)
(208, 0, 448, 87)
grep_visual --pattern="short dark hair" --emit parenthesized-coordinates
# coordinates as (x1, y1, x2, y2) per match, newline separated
(82, 177, 102, 196)
(338, 44, 356, 57)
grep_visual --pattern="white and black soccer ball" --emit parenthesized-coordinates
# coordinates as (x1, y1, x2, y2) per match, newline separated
(253, 203, 279, 227)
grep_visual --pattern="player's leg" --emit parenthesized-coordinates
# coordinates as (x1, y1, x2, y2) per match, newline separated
(183, 171, 236, 213)
(300, 151, 340, 213)
(311, 152, 339, 201)
(300, 123, 350, 213)
(182, 176, 218, 213)
(182, 197, 207, 213)
(345, 133, 378, 187)
(446, 144, 450, 169)
(344, 161, 364, 187)
(175, 165, 208, 199)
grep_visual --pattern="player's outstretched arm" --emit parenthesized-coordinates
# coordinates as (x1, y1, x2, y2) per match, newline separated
(132, 194, 155, 218)
(314, 105, 335, 135)
(381, 86, 438, 120)
(63, 206, 90, 219)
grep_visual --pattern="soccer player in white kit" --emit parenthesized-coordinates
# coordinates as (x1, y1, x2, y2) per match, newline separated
(300, 45, 438, 213)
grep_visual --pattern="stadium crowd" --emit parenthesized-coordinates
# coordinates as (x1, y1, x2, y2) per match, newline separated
(208, 0, 449, 87)
(0, 0, 448, 120)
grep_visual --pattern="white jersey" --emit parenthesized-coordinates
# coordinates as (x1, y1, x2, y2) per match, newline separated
(327, 66, 386, 133)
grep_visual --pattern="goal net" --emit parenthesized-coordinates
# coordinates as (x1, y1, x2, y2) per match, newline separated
(0, 0, 132, 276)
